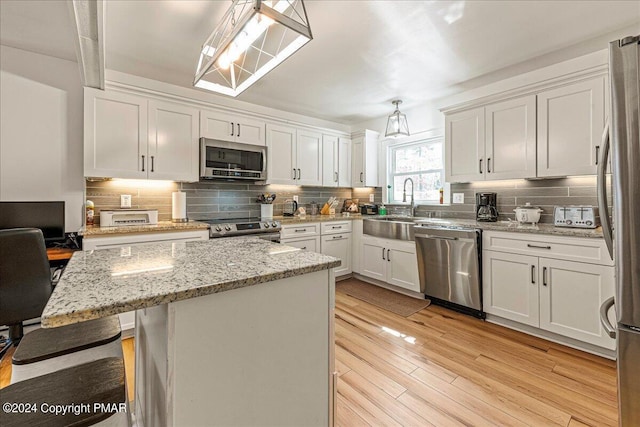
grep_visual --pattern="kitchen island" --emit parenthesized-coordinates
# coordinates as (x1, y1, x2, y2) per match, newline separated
(41, 238, 340, 427)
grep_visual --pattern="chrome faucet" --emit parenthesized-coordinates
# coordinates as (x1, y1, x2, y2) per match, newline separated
(402, 178, 415, 216)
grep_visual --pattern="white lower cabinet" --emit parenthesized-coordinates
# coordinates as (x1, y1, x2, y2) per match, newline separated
(321, 233, 351, 276)
(482, 231, 615, 350)
(361, 235, 420, 292)
(283, 236, 320, 252)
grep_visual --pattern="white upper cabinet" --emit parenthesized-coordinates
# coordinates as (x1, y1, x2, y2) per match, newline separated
(85, 89, 148, 179)
(485, 95, 537, 180)
(351, 130, 379, 188)
(537, 76, 607, 177)
(148, 100, 199, 181)
(85, 89, 198, 181)
(322, 135, 351, 187)
(266, 124, 322, 186)
(445, 107, 485, 183)
(200, 110, 266, 146)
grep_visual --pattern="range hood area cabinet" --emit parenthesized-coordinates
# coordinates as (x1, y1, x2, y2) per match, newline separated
(266, 123, 323, 186)
(351, 129, 380, 188)
(444, 74, 608, 183)
(322, 135, 352, 187)
(84, 88, 199, 181)
(200, 109, 266, 146)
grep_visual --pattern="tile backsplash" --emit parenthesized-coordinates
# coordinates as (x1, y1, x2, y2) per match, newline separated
(86, 176, 609, 225)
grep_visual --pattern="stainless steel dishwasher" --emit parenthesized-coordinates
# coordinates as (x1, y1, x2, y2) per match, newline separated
(414, 225, 484, 318)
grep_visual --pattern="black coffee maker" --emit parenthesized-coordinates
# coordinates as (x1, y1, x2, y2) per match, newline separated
(476, 192, 498, 222)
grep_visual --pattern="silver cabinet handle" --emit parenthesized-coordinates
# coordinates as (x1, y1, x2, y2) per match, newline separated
(331, 226, 342, 229)
(487, 157, 491, 173)
(141, 155, 145, 172)
(230, 122, 235, 136)
(527, 244, 551, 249)
(599, 296, 616, 338)
(597, 121, 613, 260)
(479, 158, 483, 174)
(297, 168, 301, 180)
(595, 145, 600, 165)
(543, 267, 548, 286)
(292, 169, 296, 180)
(531, 265, 536, 284)
(294, 229, 306, 233)
(382, 247, 385, 260)
(334, 172, 338, 182)
(237, 123, 241, 137)
(301, 246, 307, 250)
(387, 249, 391, 262)
(151, 155, 155, 172)
(360, 172, 363, 183)
(332, 235, 344, 240)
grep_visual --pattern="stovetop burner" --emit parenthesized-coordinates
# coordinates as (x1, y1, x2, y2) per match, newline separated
(203, 217, 281, 238)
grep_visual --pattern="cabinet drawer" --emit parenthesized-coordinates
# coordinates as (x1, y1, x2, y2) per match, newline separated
(321, 221, 352, 235)
(280, 223, 320, 238)
(280, 236, 320, 252)
(483, 231, 613, 266)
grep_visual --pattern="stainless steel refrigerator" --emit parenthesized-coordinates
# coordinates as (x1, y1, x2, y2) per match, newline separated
(598, 35, 640, 427)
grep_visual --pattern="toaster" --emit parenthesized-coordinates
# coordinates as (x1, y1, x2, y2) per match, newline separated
(553, 206, 599, 228)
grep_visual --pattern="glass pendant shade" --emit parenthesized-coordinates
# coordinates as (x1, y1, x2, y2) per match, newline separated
(194, 0, 312, 97)
(385, 100, 410, 137)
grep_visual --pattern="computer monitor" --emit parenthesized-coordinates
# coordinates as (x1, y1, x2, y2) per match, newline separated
(0, 201, 66, 244)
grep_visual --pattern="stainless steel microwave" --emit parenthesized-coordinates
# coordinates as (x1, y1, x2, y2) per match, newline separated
(200, 138, 267, 181)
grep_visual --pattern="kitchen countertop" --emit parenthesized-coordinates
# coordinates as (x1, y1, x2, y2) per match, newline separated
(81, 220, 210, 237)
(408, 218, 604, 239)
(276, 214, 364, 224)
(41, 237, 340, 327)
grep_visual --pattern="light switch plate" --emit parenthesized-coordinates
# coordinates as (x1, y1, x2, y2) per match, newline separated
(121, 194, 132, 208)
(453, 193, 465, 204)
(293, 195, 299, 203)
(369, 194, 375, 202)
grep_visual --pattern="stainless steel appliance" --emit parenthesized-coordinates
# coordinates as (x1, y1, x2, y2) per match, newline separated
(283, 199, 297, 217)
(99, 209, 158, 227)
(360, 204, 378, 215)
(597, 35, 640, 426)
(553, 206, 599, 228)
(414, 224, 484, 318)
(476, 192, 498, 222)
(200, 138, 266, 180)
(203, 217, 281, 239)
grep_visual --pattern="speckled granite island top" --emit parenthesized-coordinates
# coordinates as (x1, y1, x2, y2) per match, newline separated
(81, 220, 210, 237)
(41, 238, 340, 328)
(412, 218, 604, 238)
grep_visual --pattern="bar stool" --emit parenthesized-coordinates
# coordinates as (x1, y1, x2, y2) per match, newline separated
(0, 357, 130, 426)
(0, 228, 123, 383)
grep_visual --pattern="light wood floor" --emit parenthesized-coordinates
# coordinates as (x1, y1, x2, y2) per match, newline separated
(1, 281, 618, 426)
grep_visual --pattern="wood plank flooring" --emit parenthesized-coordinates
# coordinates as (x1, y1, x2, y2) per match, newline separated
(0, 280, 618, 426)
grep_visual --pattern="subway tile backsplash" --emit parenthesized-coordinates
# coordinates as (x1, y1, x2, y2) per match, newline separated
(86, 176, 609, 225)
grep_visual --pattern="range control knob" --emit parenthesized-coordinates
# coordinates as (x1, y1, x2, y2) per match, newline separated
(264, 223, 270, 228)
(224, 225, 232, 231)
(215, 226, 222, 232)
(566, 220, 573, 225)
(586, 220, 593, 226)
(271, 222, 278, 227)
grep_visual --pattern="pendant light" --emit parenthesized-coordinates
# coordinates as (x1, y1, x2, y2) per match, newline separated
(385, 100, 410, 138)
(194, 0, 313, 97)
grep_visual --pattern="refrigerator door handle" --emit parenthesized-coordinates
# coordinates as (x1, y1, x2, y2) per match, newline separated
(597, 121, 614, 260)
(599, 296, 617, 339)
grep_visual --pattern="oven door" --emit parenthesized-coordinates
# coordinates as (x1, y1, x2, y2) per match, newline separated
(200, 138, 266, 180)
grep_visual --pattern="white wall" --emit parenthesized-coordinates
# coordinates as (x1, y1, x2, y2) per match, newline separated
(0, 45, 84, 232)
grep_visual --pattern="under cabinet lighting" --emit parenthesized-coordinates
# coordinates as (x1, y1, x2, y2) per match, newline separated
(194, 0, 313, 97)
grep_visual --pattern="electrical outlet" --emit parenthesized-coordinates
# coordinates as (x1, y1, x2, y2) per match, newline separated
(293, 195, 299, 203)
(369, 194, 375, 202)
(452, 193, 465, 204)
(121, 194, 132, 208)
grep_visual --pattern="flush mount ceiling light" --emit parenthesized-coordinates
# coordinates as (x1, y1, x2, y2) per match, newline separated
(194, 0, 312, 97)
(385, 100, 410, 138)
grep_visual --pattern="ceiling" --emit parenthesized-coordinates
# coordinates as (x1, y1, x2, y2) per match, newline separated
(1, 1, 639, 124)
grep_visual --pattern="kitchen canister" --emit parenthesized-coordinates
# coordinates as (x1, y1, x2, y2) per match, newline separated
(172, 191, 188, 222)
(261, 204, 274, 219)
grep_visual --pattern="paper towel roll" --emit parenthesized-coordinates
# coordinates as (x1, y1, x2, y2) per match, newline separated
(172, 191, 188, 222)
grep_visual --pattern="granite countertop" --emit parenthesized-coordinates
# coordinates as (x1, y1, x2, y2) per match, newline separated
(276, 214, 363, 224)
(409, 218, 604, 239)
(81, 220, 210, 237)
(41, 238, 340, 328)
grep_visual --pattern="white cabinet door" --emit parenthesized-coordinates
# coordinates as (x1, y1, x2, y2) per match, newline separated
(361, 237, 386, 281)
(485, 95, 537, 180)
(351, 219, 363, 274)
(322, 135, 338, 187)
(296, 129, 322, 186)
(351, 138, 365, 187)
(321, 233, 352, 276)
(282, 237, 320, 252)
(483, 251, 540, 327)
(445, 107, 485, 183)
(200, 110, 234, 142)
(266, 123, 296, 185)
(539, 258, 615, 350)
(148, 100, 199, 182)
(337, 137, 352, 187)
(84, 88, 148, 179)
(386, 241, 420, 292)
(234, 115, 265, 146)
(537, 76, 606, 177)
(351, 130, 378, 187)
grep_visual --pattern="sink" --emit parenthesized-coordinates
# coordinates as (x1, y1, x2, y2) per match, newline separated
(363, 217, 417, 241)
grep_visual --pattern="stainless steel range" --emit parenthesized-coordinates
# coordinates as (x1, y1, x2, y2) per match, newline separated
(203, 217, 281, 240)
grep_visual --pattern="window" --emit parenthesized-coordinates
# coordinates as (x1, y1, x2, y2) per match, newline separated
(388, 138, 444, 203)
